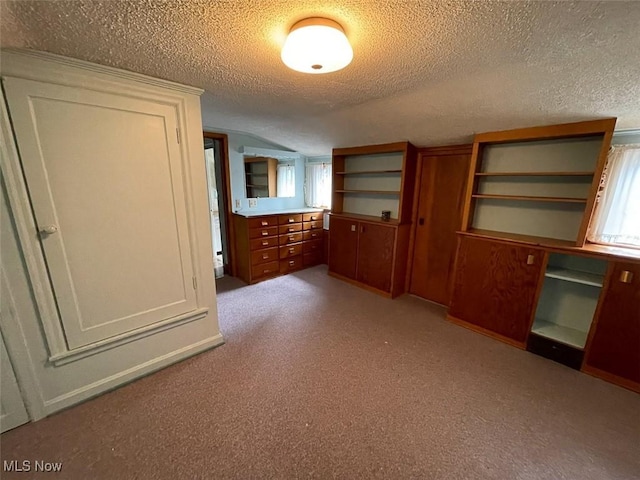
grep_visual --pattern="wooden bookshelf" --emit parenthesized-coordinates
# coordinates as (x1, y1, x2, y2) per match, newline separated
(461, 118, 616, 246)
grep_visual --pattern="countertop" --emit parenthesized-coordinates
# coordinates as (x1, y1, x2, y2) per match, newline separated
(233, 208, 324, 218)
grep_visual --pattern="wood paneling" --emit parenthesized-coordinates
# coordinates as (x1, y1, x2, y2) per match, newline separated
(409, 149, 471, 305)
(328, 216, 358, 280)
(583, 262, 640, 390)
(357, 222, 395, 292)
(449, 236, 544, 345)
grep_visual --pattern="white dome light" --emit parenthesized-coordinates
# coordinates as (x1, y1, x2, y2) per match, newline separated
(281, 18, 353, 74)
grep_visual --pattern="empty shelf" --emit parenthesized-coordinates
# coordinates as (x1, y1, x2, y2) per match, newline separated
(545, 267, 604, 287)
(335, 170, 402, 175)
(472, 194, 588, 203)
(531, 320, 589, 349)
(475, 171, 594, 177)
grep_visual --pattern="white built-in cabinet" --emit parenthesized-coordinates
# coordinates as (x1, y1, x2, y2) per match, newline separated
(0, 330, 29, 433)
(0, 49, 222, 426)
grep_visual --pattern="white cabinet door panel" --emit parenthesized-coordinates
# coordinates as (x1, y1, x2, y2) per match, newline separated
(0, 329, 29, 433)
(3, 77, 197, 349)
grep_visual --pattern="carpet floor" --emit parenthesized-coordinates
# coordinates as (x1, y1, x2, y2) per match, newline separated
(1, 265, 639, 479)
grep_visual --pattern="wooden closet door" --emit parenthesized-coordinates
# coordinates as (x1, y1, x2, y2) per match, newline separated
(584, 262, 640, 390)
(328, 216, 358, 280)
(410, 151, 471, 305)
(448, 236, 544, 346)
(357, 222, 395, 293)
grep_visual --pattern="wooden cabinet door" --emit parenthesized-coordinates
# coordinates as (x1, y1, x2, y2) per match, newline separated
(449, 236, 544, 346)
(328, 216, 358, 280)
(410, 151, 470, 305)
(357, 222, 395, 293)
(584, 262, 640, 389)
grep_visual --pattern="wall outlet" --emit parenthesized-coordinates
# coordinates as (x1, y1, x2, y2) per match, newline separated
(235, 199, 241, 209)
(248, 198, 258, 208)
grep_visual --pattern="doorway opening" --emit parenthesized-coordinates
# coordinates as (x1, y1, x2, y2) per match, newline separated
(203, 132, 233, 279)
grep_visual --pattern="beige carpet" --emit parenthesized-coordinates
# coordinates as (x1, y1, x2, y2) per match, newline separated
(2, 265, 639, 479)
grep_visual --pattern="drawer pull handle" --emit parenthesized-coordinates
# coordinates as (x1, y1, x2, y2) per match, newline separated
(526, 254, 535, 265)
(311, 216, 317, 220)
(289, 236, 294, 241)
(289, 248, 295, 253)
(288, 218, 294, 223)
(288, 228, 294, 232)
(262, 254, 269, 260)
(262, 241, 269, 246)
(263, 269, 270, 274)
(261, 231, 268, 236)
(261, 221, 268, 226)
(289, 260, 295, 266)
(620, 270, 634, 283)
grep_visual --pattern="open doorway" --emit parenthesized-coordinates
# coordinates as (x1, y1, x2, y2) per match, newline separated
(203, 132, 233, 279)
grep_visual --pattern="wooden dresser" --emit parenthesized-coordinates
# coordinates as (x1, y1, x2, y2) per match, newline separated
(233, 211, 324, 284)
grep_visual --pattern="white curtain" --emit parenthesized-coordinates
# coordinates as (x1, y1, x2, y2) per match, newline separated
(276, 164, 296, 197)
(588, 145, 640, 248)
(305, 163, 332, 208)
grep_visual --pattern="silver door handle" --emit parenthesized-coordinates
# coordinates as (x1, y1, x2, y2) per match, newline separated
(39, 225, 58, 235)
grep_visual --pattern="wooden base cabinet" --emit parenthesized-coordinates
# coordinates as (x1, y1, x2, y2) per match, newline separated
(448, 235, 544, 347)
(328, 215, 409, 298)
(233, 211, 324, 284)
(583, 262, 640, 392)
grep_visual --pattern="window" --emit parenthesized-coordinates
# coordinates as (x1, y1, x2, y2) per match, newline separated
(276, 163, 296, 197)
(588, 145, 640, 248)
(305, 163, 332, 208)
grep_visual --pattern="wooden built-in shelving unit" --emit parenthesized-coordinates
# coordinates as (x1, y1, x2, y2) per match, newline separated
(329, 141, 418, 298)
(461, 118, 616, 246)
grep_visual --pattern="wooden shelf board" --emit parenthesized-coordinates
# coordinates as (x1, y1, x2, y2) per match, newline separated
(475, 171, 594, 177)
(336, 189, 401, 195)
(531, 320, 589, 349)
(472, 194, 587, 203)
(335, 170, 403, 175)
(460, 229, 577, 248)
(329, 212, 401, 226)
(544, 267, 604, 287)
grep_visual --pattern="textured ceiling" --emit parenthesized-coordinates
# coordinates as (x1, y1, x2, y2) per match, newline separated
(1, 1, 639, 156)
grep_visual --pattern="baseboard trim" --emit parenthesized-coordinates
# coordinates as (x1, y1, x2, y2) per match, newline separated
(327, 271, 393, 298)
(581, 365, 640, 394)
(42, 334, 224, 415)
(446, 314, 526, 350)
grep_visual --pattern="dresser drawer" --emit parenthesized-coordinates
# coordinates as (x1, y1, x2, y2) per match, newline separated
(303, 239, 323, 254)
(249, 236, 279, 250)
(303, 212, 323, 222)
(279, 232, 303, 245)
(304, 220, 323, 230)
(251, 247, 279, 266)
(280, 256, 303, 274)
(304, 251, 323, 267)
(248, 216, 278, 229)
(248, 226, 278, 239)
(278, 213, 303, 225)
(279, 243, 303, 259)
(251, 260, 279, 279)
(303, 230, 323, 241)
(279, 223, 303, 235)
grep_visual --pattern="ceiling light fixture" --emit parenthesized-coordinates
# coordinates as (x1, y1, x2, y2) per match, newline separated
(281, 17, 353, 74)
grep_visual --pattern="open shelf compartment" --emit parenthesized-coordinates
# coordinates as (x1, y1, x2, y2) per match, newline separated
(530, 253, 607, 349)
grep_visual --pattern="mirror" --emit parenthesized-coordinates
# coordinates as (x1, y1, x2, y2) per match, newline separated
(244, 156, 295, 198)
